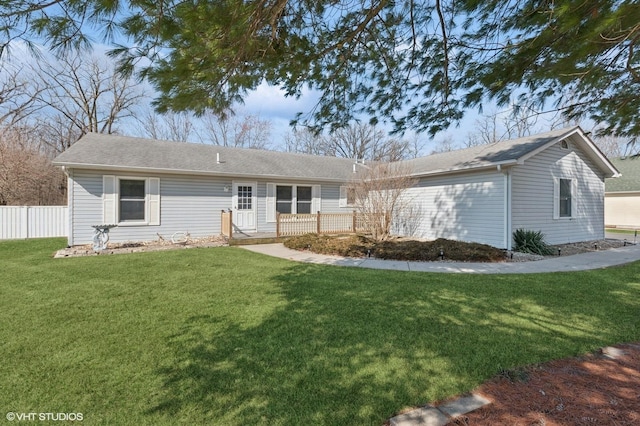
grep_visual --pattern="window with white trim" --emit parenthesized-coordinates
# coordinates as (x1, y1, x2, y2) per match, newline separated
(120, 179, 146, 222)
(559, 178, 572, 217)
(553, 177, 576, 219)
(276, 185, 313, 214)
(266, 183, 320, 221)
(103, 175, 160, 225)
(339, 185, 356, 207)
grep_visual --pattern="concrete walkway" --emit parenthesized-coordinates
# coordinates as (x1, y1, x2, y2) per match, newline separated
(240, 241, 640, 274)
(389, 394, 491, 426)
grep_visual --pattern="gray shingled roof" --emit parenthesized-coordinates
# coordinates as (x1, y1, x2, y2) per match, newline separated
(606, 157, 640, 192)
(54, 126, 618, 179)
(53, 133, 358, 181)
(403, 127, 582, 175)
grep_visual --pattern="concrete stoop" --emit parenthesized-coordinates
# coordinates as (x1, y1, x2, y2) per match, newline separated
(390, 394, 491, 426)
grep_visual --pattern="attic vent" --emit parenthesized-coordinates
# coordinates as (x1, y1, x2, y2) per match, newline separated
(560, 140, 569, 150)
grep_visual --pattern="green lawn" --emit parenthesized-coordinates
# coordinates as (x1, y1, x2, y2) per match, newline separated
(606, 227, 640, 235)
(1, 238, 639, 425)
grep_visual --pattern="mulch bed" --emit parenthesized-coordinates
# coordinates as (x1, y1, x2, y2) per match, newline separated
(284, 234, 629, 263)
(447, 342, 640, 425)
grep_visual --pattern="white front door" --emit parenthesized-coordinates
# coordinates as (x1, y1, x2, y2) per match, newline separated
(232, 182, 257, 232)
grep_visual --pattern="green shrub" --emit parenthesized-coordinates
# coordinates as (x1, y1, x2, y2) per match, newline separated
(512, 229, 554, 255)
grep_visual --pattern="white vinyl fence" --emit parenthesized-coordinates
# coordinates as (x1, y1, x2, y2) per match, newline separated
(0, 206, 68, 240)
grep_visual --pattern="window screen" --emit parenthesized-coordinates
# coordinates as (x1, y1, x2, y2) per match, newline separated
(120, 179, 145, 221)
(296, 186, 312, 214)
(276, 185, 292, 214)
(559, 179, 572, 217)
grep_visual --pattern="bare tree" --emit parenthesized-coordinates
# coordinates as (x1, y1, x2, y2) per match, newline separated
(463, 132, 484, 148)
(430, 135, 457, 154)
(591, 134, 636, 158)
(286, 123, 417, 161)
(469, 112, 501, 146)
(0, 62, 44, 127)
(0, 51, 142, 204)
(406, 133, 425, 159)
(505, 102, 541, 139)
(29, 52, 144, 152)
(34, 115, 83, 155)
(284, 128, 328, 155)
(0, 126, 65, 205)
(325, 124, 413, 161)
(325, 124, 383, 159)
(201, 112, 272, 149)
(136, 110, 195, 142)
(350, 162, 417, 241)
(464, 105, 542, 148)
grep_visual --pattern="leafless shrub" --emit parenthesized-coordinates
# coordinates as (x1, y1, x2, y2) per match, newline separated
(350, 161, 417, 241)
(0, 126, 66, 205)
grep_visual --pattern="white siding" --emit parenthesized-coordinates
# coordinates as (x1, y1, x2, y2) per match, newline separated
(511, 138, 606, 244)
(400, 170, 506, 248)
(321, 183, 343, 212)
(69, 171, 346, 244)
(70, 171, 103, 245)
(70, 170, 232, 245)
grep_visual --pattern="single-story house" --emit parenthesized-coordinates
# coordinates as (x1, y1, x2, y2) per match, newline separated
(53, 126, 619, 249)
(605, 156, 640, 228)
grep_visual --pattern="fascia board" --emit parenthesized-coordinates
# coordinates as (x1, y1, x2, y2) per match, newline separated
(407, 160, 518, 178)
(52, 162, 349, 183)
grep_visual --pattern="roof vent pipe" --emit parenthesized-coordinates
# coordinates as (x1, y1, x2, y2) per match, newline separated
(216, 153, 220, 164)
(353, 164, 356, 173)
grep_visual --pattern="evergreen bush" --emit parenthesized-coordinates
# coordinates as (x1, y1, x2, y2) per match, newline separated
(512, 229, 554, 255)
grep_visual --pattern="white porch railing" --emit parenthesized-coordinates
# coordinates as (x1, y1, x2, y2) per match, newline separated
(276, 211, 369, 237)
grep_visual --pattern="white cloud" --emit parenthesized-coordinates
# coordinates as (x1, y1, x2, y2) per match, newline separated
(243, 82, 320, 122)
(238, 82, 323, 144)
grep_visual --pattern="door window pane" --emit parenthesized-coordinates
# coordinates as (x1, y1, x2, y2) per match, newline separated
(237, 186, 252, 210)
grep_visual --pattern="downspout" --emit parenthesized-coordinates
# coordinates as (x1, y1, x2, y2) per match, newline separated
(65, 167, 74, 247)
(504, 168, 512, 250)
(498, 165, 511, 250)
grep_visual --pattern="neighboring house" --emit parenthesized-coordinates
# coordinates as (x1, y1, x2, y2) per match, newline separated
(53, 126, 618, 249)
(605, 156, 640, 228)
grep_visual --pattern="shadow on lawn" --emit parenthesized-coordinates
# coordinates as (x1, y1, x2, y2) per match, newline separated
(146, 263, 640, 425)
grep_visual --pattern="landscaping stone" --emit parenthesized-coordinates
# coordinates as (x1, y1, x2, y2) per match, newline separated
(438, 393, 491, 418)
(53, 235, 227, 258)
(389, 394, 491, 426)
(390, 406, 450, 426)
